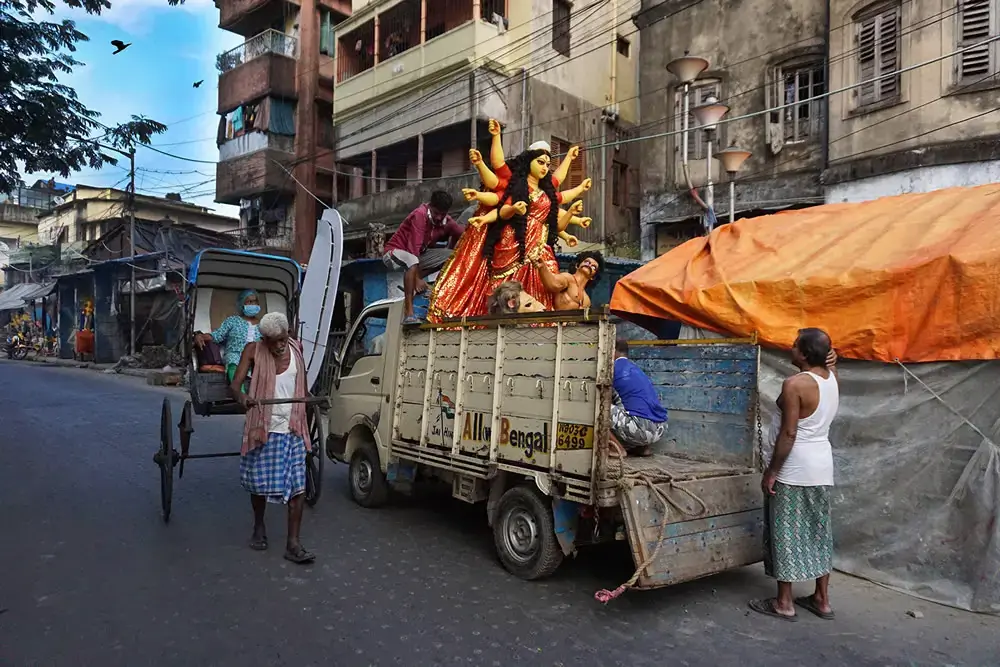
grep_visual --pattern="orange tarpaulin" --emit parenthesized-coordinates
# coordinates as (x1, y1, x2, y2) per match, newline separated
(611, 184, 1000, 363)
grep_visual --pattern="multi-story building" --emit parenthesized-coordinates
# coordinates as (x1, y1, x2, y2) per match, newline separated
(213, 0, 352, 260)
(330, 0, 641, 257)
(635, 0, 1000, 258)
(35, 185, 238, 248)
(0, 180, 73, 286)
(824, 0, 1000, 202)
(635, 0, 828, 258)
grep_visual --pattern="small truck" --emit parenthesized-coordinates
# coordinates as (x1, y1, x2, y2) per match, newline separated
(325, 298, 765, 593)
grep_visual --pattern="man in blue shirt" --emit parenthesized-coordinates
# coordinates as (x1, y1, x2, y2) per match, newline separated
(610, 339, 668, 457)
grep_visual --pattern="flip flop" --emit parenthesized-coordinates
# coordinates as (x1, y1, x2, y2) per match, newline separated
(284, 545, 316, 564)
(249, 537, 268, 551)
(748, 598, 798, 622)
(795, 596, 835, 620)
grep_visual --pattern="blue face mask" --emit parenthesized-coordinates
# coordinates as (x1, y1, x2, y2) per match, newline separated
(243, 304, 261, 317)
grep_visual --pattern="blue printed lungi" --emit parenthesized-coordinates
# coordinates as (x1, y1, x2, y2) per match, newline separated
(240, 432, 307, 504)
(763, 481, 834, 582)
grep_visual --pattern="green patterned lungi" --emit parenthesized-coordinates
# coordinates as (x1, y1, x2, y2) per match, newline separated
(763, 481, 833, 582)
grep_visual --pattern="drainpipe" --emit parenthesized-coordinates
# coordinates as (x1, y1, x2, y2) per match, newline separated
(821, 0, 831, 171)
(520, 67, 528, 152)
(600, 0, 618, 244)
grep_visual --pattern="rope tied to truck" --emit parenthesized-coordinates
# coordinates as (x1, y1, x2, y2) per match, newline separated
(594, 444, 710, 604)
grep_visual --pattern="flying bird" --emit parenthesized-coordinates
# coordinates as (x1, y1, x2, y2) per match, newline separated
(193, 80, 204, 88)
(111, 40, 131, 54)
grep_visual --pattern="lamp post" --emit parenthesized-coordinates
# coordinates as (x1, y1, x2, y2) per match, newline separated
(666, 52, 709, 175)
(714, 145, 752, 224)
(691, 94, 729, 222)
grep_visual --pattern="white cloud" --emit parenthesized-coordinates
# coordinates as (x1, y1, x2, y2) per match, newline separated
(59, 0, 215, 35)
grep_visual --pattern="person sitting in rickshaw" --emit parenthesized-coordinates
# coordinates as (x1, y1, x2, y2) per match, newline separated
(230, 311, 315, 564)
(194, 289, 261, 383)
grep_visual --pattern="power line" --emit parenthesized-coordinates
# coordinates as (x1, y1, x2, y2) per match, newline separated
(640, 67, 1000, 224)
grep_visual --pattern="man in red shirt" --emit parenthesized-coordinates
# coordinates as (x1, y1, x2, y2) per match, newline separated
(382, 190, 464, 323)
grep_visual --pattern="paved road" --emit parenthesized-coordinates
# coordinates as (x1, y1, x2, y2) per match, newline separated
(1, 363, 997, 667)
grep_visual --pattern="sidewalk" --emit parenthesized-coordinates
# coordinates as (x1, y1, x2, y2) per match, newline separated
(18, 354, 160, 380)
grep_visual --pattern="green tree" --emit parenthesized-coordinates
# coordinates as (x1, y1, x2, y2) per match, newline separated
(0, 0, 174, 194)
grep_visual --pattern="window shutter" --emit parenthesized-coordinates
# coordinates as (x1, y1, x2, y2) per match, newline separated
(858, 16, 878, 105)
(320, 10, 333, 55)
(959, 0, 993, 79)
(878, 7, 900, 98)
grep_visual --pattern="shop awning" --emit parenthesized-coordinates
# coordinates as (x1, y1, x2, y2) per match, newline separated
(0, 282, 56, 312)
(611, 184, 1000, 363)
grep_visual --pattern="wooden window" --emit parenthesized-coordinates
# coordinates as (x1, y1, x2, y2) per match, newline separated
(767, 62, 825, 144)
(611, 161, 627, 207)
(674, 80, 721, 160)
(319, 9, 334, 56)
(616, 35, 630, 58)
(856, 4, 901, 107)
(550, 137, 584, 188)
(552, 0, 571, 57)
(958, 0, 998, 81)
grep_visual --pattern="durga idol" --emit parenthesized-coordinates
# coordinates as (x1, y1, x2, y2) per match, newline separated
(428, 125, 592, 322)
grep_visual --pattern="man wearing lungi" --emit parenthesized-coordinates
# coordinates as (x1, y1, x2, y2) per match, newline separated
(750, 328, 839, 621)
(231, 311, 315, 564)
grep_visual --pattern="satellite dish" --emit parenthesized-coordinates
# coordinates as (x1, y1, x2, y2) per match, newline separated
(52, 195, 65, 206)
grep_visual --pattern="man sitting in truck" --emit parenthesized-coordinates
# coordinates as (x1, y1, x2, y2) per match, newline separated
(609, 339, 667, 457)
(382, 190, 465, 324)
(487, 281, 547, 315)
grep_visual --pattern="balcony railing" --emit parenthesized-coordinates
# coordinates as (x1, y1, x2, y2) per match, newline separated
(220, 223, 293, 251)
(216, 29, 299, 73)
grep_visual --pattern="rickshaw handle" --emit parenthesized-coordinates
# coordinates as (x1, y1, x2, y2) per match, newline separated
(248, 396, 330, 408)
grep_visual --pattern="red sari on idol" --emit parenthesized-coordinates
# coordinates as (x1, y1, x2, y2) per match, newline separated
(429, 171, 562, 321)
(427, 166, 512, 322)
(484, 187, 562, 311)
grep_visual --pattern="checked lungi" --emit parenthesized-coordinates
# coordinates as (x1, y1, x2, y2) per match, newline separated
(763, 481, 834, 582)
(240, 432, 307, 504)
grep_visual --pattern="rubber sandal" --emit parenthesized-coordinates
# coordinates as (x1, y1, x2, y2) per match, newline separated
(795, 596, 835, 620)
(748, 598, 797, 622)
(249, 537, 268, 551)
(284, 545, 316, 564)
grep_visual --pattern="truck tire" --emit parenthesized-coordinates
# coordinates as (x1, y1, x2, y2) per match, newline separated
(493, 485, 563, 580)
(349, 441, 389, 508)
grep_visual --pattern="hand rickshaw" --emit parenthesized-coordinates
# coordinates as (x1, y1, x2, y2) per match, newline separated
(152, 248, 328, 523)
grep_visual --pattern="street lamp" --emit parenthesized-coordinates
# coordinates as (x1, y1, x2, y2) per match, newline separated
(666, 52, 710, 178)
(691, 94, 729, 219)
(714, 145, 752, 224)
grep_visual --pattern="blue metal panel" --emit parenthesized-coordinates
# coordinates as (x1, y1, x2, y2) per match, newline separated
(631, 343, 759, 467)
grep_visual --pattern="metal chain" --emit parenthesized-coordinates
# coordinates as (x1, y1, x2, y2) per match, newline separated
(755, 389, 765, 472)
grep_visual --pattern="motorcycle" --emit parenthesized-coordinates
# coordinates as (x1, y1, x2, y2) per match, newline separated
(3, 333, 29, 360)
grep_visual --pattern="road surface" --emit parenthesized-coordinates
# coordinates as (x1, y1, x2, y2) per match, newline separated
(1, 362, 997, 666)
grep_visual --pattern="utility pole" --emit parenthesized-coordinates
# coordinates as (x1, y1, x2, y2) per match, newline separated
(129, 146, 137, 356)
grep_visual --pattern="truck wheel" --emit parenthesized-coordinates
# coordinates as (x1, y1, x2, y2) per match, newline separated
(493, 485, 563, 580)
(349, 441, 388, 508)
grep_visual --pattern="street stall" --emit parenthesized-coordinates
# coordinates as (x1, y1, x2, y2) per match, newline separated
(611, 183, 1000, 613)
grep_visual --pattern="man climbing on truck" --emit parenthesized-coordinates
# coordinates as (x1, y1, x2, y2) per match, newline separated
(382, 190, 464, 324)
(609, 339, 668, 457)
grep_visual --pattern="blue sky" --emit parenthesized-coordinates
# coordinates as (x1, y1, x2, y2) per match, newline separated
(27, 0, 242, 217)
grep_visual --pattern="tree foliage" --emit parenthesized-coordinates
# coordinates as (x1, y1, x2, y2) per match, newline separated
(0, 0, 173, 194)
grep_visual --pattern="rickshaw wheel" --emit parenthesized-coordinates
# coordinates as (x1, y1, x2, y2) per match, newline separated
(178, 400, 194, 479)
(157, 398, 175, 523)
(304, 404, 324, 507)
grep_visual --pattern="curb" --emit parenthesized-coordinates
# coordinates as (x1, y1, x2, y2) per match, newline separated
(21, 355, 162, 380)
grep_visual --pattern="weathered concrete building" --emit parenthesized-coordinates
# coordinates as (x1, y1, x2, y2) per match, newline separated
(331, 0, 642, 258)
(213, 0, 352, 260)
(824, 0, 1000, 202)
(635, 0, 1000, 259)
(634, 0, 828, 259)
